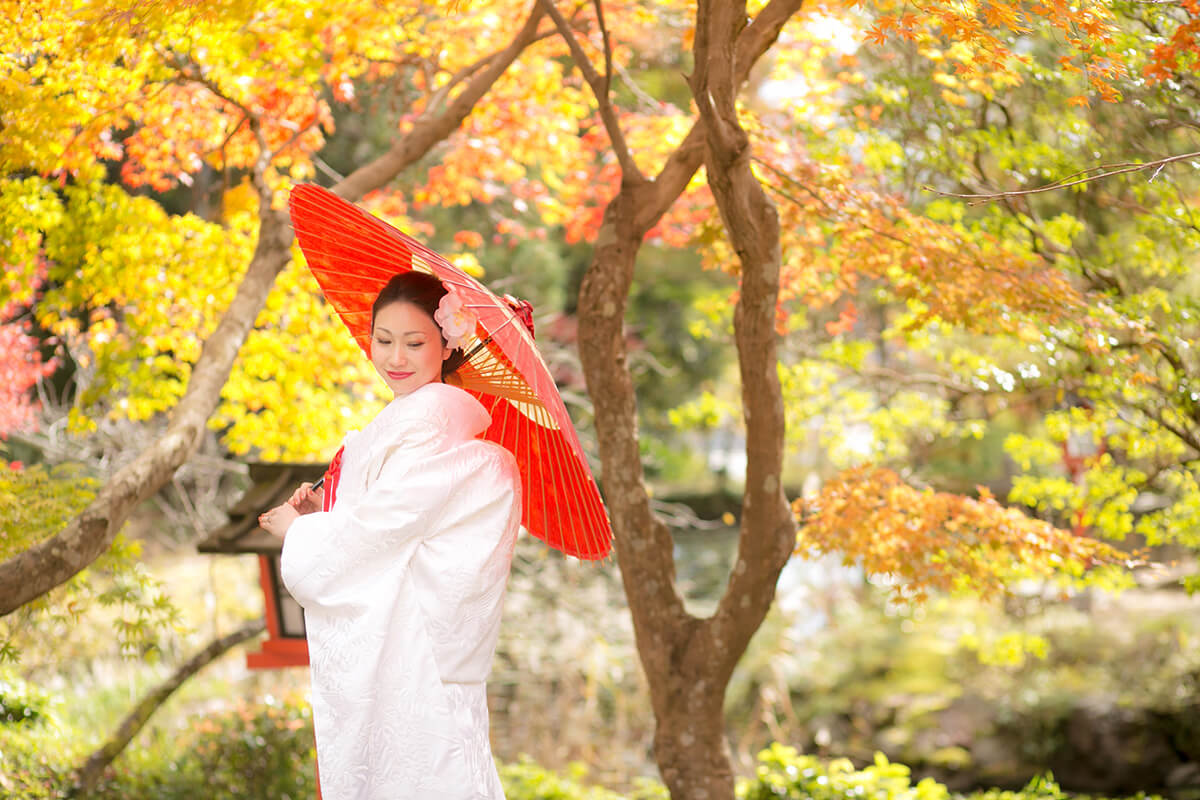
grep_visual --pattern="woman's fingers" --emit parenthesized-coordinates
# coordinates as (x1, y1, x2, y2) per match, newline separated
(285, 482, 324, 514)
(289, 482, 316, 508)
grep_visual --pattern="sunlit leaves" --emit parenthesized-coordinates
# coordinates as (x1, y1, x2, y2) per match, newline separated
(407, 4, 704, 248)
(412, 57, 593, 211)
(0, 174, 377, 459)
(3, 0, 660, 467)
(3, 0, 488, 194)
(0, 178, 64, 299)
(12, 177, 251, 426)
(214, 244, 385, 461)
(800, 0, 1200, 578)
(730, 115, 1085, 335)
(1141, 0, 1200, 84)
(958, 629, 1048, 667)
(795, 465, 1129, 603)
(856, 0, 1127, 102)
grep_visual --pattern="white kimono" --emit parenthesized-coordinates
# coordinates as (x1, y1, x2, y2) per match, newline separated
(281, 382, 520, 800)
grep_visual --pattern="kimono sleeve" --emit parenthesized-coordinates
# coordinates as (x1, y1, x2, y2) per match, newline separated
(280, 431, 455, 609)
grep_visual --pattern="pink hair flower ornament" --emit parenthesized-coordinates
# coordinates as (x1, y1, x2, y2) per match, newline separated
(434, 290, 476, 350)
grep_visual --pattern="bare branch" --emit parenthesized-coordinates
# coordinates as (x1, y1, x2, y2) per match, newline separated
(268, 118, 322, 163)
(927, 151, 1200, 204)
(69, 621, 265, 796)
(614, 59, 677, 114)
(849, 364, 977, 395)
(214, 114, 249, 160)
(1132, 401, 1200, 453)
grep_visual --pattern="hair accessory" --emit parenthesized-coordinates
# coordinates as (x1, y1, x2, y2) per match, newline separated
(434, 290, 475, 350)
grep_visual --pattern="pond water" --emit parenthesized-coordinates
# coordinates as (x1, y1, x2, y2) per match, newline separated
(672, 525, 862, 635)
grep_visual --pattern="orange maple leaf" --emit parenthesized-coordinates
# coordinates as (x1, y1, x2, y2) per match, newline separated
(825, 303, 858, 336)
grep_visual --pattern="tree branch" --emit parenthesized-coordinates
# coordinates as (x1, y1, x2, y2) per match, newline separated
(269, 118, 322, 163)
(426, 25, 559, 110)
(592, 0, 615, 104)
(59, 78, 179, 170)
(538, 0, 645, 183)
(69, 620, 266, 796)
(334, 3, 547, 200)
(575, 0, 804, 648)
(927, 151, 1200, 204)
(575, 0, 804, 633)
(634, 0, 807, 231)
(1132, 400, 1200, 454)
(574, 1, 804, 786)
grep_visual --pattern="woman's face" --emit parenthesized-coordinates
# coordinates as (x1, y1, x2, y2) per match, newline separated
(370, 301, 451, 397)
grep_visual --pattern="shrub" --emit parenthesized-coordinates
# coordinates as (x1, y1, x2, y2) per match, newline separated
(962, 773, 1163, 800)
(500, 757, 668, 799)
(0, 672, 70, 799)
(0, 672, 52, 725)
(739, 746, 1167, 800)
(739, 744, 951, 800)
(91, 694, 315, 800)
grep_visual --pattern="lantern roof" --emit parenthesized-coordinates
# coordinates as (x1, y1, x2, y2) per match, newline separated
(197, 462, 325, 555)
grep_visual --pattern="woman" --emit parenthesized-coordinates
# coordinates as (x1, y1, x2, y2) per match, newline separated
(258, 271, 521, 800)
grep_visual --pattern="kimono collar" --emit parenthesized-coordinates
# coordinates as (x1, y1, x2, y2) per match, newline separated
(380, 382, 491, 446)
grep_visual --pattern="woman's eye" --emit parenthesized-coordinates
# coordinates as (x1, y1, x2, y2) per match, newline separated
(407, 342, 424, 349)
(374, 338, 391, 345)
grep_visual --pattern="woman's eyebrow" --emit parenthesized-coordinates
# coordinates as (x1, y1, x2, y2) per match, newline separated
(374, 325, 427, 337)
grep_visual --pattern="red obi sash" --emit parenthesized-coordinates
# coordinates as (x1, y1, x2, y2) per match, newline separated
(321, 446, 344, 512)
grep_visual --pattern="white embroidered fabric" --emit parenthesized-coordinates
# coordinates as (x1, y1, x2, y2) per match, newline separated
(281, 382, 520, 799)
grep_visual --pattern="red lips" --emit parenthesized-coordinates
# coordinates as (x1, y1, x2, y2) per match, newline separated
(386, 371, 413, 380)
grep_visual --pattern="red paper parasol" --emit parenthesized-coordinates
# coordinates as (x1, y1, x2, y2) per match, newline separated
(288, 183, 611, 560)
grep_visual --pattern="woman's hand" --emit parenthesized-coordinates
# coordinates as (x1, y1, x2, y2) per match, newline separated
(258, 503, 300, 539)
(288, 482, 324, 514)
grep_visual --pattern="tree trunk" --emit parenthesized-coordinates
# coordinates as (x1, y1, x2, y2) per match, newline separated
(654, 688, 734, 797)
(69, 620, 265, 796)
(648, 0, 800, 792)
(0, 8, 548, 617)
(692, 0, 797, 654)
(571, 0, 806, 796)
(572, 0, 801, 795)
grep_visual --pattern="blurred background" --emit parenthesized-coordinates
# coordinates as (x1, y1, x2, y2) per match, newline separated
(2, 0, 1199, 797)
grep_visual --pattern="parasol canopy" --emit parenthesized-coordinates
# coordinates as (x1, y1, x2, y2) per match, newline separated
(288, 183, 612, 560)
